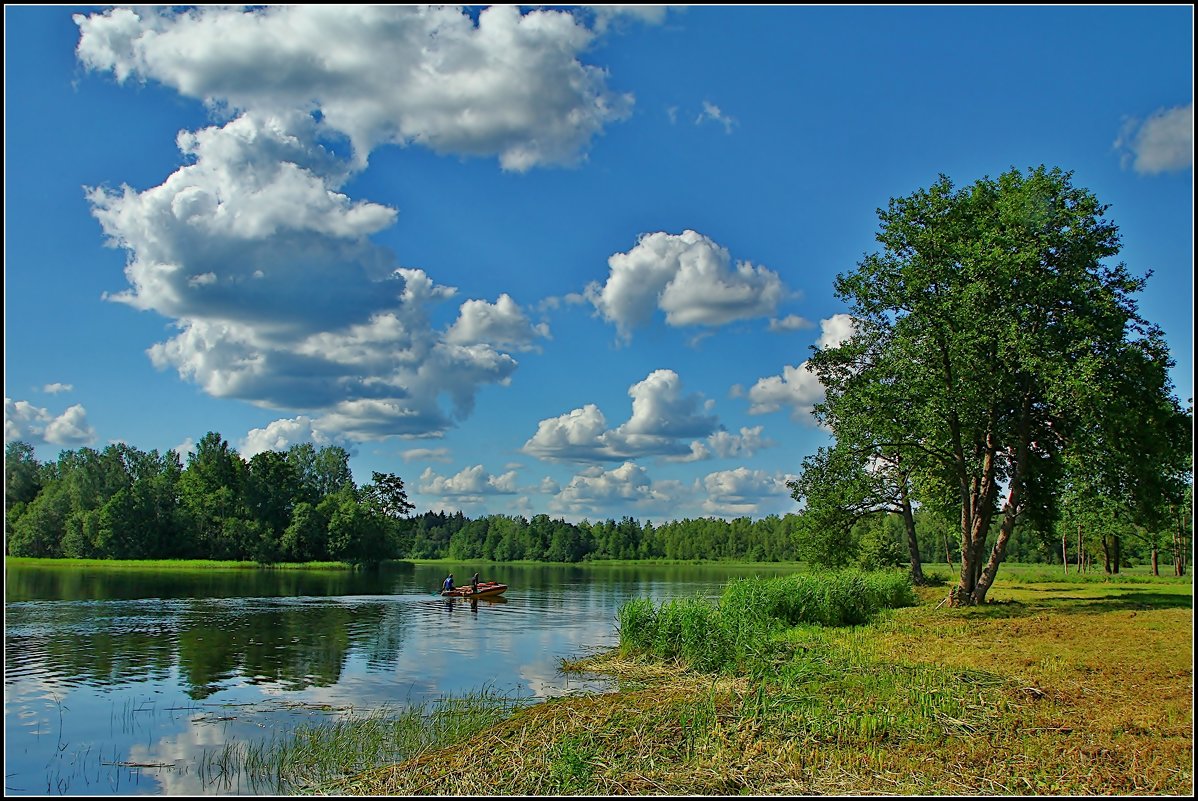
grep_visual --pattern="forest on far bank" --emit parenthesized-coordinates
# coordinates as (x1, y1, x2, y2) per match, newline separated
(4, 432, 1171, 573)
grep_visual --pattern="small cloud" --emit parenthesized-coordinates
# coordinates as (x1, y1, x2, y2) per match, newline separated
(695, 101, 736, 134)
(445, 294, 550, 352)
(43, 383, 75, 394)
(1115, 102, 1193, 174)
(746, 363, 824, 420)
(697, 467, 798, 518)
(419, 465, 521, 500)
(588, 5, 670, 34)
(402, 447, 452, 463)
(5, 398, 96, 446)
(816, 313, 855, 350)
(768, 315, 814, 333)
(173, 437, 196, 460)
(522, 369, 721, 463)
(239, 416, 357, 458)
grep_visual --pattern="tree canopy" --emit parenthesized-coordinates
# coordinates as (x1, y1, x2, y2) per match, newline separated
(800, 165, 1189, 604)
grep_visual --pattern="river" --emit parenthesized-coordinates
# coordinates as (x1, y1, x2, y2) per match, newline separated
(3, 560, 798, 796)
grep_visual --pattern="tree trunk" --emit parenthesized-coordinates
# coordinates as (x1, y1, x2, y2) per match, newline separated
(1076, 523, 1083, 574)
(973, 497, 1020, 604)
(1174, 505, 1188, 577)
(1062, 529, 1069, 575)
(1151, 545, 1158, 576)
(1102, 536, 1112, 574)
(898, 482, 925, 585)
(1113, 535, 1121, 574)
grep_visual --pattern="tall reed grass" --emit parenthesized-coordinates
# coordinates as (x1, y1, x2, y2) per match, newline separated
(616, 570, 916, 673)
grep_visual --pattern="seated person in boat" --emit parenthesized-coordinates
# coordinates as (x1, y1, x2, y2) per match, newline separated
(442, 573, 455, 592)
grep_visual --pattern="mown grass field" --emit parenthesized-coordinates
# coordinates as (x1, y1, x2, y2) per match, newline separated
(326, 567, 1192, 796)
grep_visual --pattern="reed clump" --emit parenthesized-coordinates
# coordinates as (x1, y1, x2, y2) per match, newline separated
(615, 570, 917, 674)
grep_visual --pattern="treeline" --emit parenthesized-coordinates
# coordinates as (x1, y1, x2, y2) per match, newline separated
(4, 434, 403, 566)
(403, 510, 800, 562)
(4, 433, 805, 565)
(4, 433, 1157, 568)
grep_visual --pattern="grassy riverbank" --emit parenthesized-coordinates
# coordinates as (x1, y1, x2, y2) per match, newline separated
(325, 569, 1191, 795)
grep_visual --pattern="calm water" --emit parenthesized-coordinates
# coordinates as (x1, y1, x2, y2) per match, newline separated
(4, 560, 796, 796)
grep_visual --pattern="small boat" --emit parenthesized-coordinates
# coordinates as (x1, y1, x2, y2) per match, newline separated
(441, 581, 508, 599)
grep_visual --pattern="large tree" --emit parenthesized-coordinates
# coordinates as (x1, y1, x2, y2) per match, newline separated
(806, 165, 1186, 605)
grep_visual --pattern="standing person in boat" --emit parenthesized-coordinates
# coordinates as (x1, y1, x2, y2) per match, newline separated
(442, 573, 455, 593)
(470, 572, 480, 594)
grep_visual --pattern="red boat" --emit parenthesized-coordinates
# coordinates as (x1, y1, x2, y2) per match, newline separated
(441, 581, 508, 599)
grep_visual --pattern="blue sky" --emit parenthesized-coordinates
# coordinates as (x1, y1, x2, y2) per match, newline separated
(4, 5, 1193, 523)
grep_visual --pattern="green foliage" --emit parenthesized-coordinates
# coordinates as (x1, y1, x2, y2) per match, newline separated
(855, 514, 906, 571)
(803, 165, 1188, 603)
(364, 471, 415, 519)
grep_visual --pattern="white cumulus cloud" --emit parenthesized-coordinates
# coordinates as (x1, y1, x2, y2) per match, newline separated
(74, 5, 632, 171)
(698, 467, 798, 517)
(240, 416, 356, 459)
(584, 230, 787, 342)
(445, 294, 550, 352)
(419, 465, 522, 502)
(745, 314, 857, 421)
(5, 398, 96, 447)
(523, 369, 738, 463)
(72, 5, 643, 445)
(548, 461, 679, 517)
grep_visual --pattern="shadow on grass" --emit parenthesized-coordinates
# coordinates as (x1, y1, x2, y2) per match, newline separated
(959, 587, 1192, 619)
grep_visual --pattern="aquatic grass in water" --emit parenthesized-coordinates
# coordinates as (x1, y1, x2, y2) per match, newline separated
(192, 689, 530, 794)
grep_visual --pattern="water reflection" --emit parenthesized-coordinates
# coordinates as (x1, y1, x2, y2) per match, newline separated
(5, 597, 400, 697)
(4, 560, 797, 796)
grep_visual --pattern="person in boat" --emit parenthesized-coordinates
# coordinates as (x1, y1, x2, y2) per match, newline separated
(470, 572, 480, 594)
(442, 573, 455, 593)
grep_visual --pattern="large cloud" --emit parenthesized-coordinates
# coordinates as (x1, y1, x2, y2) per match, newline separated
(522, 369, 767, 463)
(74, 6, 629, 443)
(1115, 102, 1193, 175)
(83, 112, 547, 441)
(74, 5, 632, 171)
(584, 230, 787, 341)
